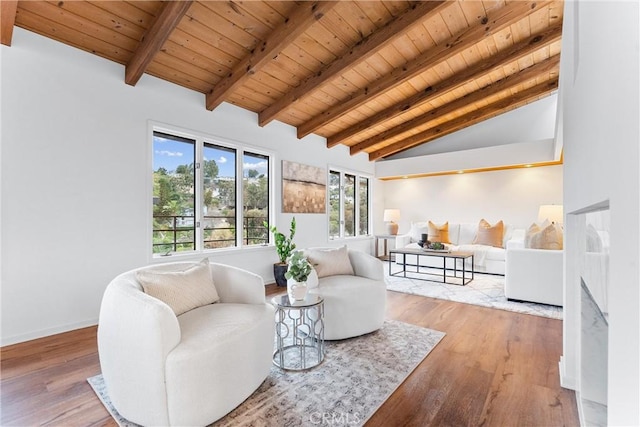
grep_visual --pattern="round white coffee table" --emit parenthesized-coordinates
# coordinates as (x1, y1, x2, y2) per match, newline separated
(271, 294, 324, 370)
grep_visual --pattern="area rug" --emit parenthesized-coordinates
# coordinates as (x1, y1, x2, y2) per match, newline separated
(88, 319, 445, 427)
(385, 267, 562, 320)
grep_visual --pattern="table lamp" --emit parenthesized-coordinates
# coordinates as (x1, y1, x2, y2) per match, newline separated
(383, 209, 400, 235)
(538, 204, 563, 224)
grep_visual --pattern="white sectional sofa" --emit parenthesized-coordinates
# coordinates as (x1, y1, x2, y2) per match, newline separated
(395, 222, 518, 275)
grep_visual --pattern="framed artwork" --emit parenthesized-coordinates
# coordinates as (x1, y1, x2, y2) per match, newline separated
(282, 160, 326, 213)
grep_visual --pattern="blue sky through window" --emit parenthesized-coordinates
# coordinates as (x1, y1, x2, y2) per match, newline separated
(153, 134, 267, 178)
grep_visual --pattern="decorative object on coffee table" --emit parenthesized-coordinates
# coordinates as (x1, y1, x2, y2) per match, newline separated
(265, 217, 297, 286)
(417, 233, 429, 248)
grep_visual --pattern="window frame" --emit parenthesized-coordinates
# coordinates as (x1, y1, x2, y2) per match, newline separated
(149, 122, 275, 260)
(327, 166, 372, 240)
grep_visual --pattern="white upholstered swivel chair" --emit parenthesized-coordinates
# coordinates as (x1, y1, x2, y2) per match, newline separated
(298, 247, 386, 340)
(97, 260, 275, 426)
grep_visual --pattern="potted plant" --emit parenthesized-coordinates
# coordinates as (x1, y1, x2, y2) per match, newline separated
(264, 217, 296, 286)
(284, 250, 313, 301)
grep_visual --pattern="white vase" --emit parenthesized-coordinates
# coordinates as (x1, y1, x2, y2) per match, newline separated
(287, 280, 308, 301)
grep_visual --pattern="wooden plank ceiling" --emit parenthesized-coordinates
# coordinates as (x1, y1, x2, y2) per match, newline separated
(4, 0, 563, 161)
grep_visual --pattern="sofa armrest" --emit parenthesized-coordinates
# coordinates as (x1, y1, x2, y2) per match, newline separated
(348, 250, 384, 281)
(395, 233, 412, 248)
(210, 263, 266, 304)
(505, 248, 563, 306)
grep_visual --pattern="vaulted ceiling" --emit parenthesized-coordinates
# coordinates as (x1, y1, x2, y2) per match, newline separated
(1, 1, 563, 161)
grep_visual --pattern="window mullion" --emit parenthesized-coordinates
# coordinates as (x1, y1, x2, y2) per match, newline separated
(195, 139, 203, 252)
(354, 174, 360, 237)
(340, 172, 345, 238)
(236, 151, 243, 247)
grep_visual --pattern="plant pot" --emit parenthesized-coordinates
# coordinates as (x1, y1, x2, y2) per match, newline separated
(287, 280, 308, 301)
(273, 263, 288, 287)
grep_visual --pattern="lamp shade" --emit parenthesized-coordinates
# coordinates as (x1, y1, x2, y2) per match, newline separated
(538, 205, 563, 224)
(383, 209, 400, 222)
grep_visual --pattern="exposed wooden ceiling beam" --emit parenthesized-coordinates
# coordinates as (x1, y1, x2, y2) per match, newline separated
(329, 23, 563, 148)
(125, 1, 193, 86)
(205, 2, 339, 112)
(257, 1, 451, 127)
(351, 54, 560, 155)
(296, 0, 551, 139)
(368, 79, 559, 160)
(1, 1, 18, 46)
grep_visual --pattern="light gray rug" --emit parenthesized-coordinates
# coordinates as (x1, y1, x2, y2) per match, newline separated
(88, 319, 445, 427)
(385, 268, 563, 320)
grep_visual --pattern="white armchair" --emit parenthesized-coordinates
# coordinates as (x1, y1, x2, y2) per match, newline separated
(97, 261, 275, 426)
(299, 248, 386, 340)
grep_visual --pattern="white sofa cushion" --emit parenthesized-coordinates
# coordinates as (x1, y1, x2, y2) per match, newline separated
(456, 223, 477, 245)
(408, 221, 430, 242)
(136, 258, 220, 316)
(309, 274, 385, 340)
(165, 303, 274, 425)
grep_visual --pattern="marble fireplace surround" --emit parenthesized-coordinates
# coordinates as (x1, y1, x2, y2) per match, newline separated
(576, 206, 610, 426)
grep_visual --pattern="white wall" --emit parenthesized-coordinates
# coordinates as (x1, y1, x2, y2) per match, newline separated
(376, 139, 558, 178)
(560, 1, 640, 425)
(380, 165, 563, 234)
(0, 29, 375, 346)
(388, 94, 559, 159)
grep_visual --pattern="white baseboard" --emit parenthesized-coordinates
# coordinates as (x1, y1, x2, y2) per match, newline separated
(559, 356, 577, 390)
(1, 318, 98, 347)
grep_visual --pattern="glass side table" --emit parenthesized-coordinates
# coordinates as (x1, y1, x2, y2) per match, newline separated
(271, 294, 324, 370)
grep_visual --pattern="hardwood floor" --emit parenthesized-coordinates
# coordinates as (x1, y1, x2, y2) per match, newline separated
(1, 287, 579, 426)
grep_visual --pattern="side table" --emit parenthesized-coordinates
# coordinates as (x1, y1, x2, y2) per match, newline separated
(375, 234, 397, 261)
(271, 294, 324, 370)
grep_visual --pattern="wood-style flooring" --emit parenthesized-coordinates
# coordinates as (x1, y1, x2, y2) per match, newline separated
(0, 286, 579, 426)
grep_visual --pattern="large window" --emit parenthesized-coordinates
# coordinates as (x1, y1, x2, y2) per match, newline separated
(152, 129, 271, 255)
(328, 169, 371, 240)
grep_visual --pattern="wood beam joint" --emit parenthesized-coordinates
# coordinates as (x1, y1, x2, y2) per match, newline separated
(297, 0, 551, 140)
(205, 1, 339, 111)
(257, 0, 450, 127)
(330, 22, 563, 149)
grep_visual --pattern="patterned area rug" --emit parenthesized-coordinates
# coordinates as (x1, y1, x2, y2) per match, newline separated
(88, 320, 445, 427)
(385, 267, 562, 320)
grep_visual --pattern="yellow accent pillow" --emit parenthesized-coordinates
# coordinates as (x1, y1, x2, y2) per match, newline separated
(428, 221, 450, 243)
(473, 219, 505, 248)
(136, 258, 219, 316)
